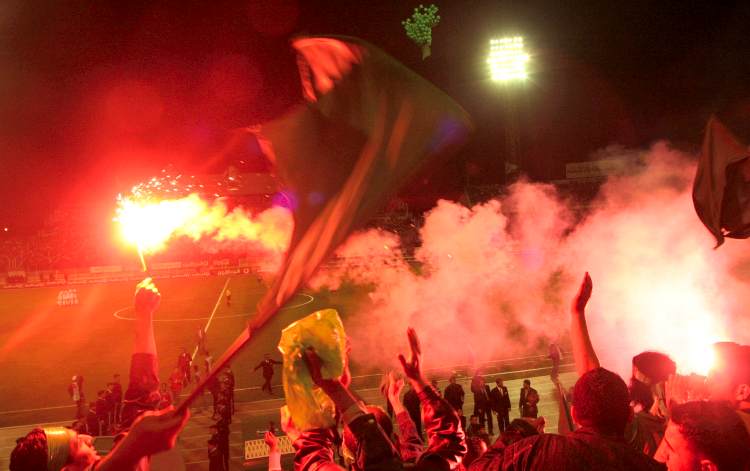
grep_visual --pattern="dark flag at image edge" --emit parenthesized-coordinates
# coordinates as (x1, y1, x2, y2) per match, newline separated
(693, 116, 750, 247)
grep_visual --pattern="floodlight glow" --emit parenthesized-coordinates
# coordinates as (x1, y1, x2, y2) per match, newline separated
(488, 36, 529, 82)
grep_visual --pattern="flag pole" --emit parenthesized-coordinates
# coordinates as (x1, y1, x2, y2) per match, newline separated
(175, 302, 282, 413)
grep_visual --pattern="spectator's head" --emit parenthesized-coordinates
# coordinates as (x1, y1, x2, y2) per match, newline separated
(469, 415, 479, 426)
(10, 427, 98, 471)
(495, 378, 504, 387)
(343, 406, 392, 471)
(463, 435, 489, 468)
(571, 368, 631, 437)
(416, 453, 451, 471)
(629, 376, 655, 411)
(449, 374, 457, 384)
(97, 390, 105, 399)
(655, 401, 750, 471)
(706, 342, 750, 406)
(523, 379, 531, 388)
(632, 351, 676, 385)
(499, 418, 541, 447)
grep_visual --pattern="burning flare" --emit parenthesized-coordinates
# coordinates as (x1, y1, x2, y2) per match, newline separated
(115, 193, 293, 256)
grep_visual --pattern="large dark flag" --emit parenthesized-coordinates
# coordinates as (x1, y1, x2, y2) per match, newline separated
(179, 36, 472, 409)
(693, 116, 750, 247)
(252, 35, 473, 324)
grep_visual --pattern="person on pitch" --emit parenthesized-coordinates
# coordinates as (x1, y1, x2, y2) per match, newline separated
(489, 377, 511, 433)
(177, 347, 191, 384)
(254, 353, 281, 395)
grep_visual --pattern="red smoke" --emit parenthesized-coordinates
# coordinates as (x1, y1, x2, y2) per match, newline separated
(311, 143, 750, 378)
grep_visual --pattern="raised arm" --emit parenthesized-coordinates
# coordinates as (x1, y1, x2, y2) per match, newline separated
(385, 371, 423, 462)
(122, 278, 161, 426)
(303, 348, 402, 470)
(570, 272, 600, 377)
(398, 328, 467, 468)
(133, 277, 160, 355)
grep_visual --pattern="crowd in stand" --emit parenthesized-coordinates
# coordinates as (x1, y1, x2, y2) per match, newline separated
(9, 272, 750, 470)
(262, 272, 750, 471)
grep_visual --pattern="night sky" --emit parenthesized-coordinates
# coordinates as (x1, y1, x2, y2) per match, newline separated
(1, 0, 749, 233)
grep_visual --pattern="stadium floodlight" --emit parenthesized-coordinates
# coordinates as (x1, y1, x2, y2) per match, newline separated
(488, 36, 529, 82)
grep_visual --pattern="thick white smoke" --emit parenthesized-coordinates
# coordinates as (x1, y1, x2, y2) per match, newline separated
(310, 142, 750, 378)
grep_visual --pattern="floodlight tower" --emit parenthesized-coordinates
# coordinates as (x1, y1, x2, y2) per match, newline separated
(488, 36, 529, 83)
(487, 36, 529, 175)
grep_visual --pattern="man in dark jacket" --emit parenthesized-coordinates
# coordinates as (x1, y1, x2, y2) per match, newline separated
(469, 368, 664, 471)
(207, 436, 226, 471)
(108, 374, 123, 425)
(471, 372, 493, 435)
(489, 378, 511, 433)
(519, 379, 539, 419)
(254, 353, 282, 395)
(443, 374, 465, 413)
(177, 347, 192, 384)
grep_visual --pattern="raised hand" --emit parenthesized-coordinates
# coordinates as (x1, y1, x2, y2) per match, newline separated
(573, 272, 592, 313)
(302, 347, 339, 393)
(135, 277, 161, 315)
(124, 406, 189, 457)
(398, 327, 423, 383)
(385, 371, 406, 415)
(570, 271, 600, 375)
(263, 430, 278, 451)
(386, 371, 405, 404)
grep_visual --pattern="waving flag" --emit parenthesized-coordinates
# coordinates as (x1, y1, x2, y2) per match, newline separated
(252, 35, 473, 324)
(179, 35, 472, 410)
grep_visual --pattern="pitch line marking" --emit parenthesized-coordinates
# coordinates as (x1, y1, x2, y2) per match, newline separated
(192, 277, 231, 360)
(112, 294, 314, 322)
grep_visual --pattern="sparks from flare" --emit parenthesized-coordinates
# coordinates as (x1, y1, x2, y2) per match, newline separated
(114, 190, 294, 268)
(116, 194, 207, 253)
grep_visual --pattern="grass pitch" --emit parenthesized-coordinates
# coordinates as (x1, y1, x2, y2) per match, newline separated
(0, 275, 370, 427)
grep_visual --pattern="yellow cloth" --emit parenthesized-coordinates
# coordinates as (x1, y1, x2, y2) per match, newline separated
(278, 309, 346, 430)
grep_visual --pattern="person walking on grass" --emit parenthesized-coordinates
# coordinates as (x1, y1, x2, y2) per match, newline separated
(254, 353, 281, 395)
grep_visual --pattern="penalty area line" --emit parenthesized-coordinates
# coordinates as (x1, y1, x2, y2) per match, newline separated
(192, 277, 231, 361)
